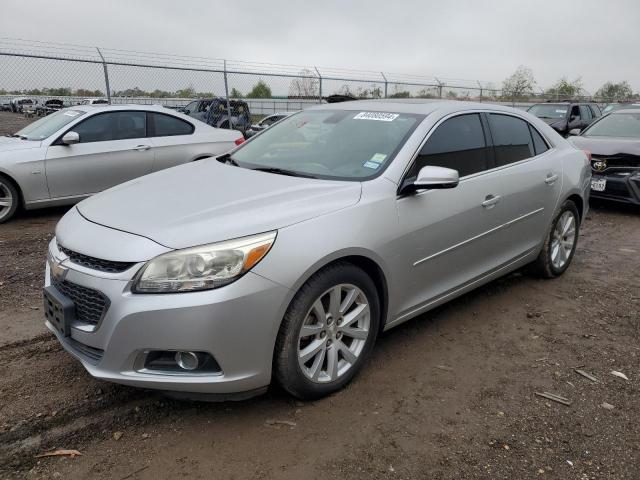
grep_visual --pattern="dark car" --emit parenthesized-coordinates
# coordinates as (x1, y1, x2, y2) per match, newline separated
(182, 98, 251, 134)
(528, 101, 601, 136)
(35, 99, 64, 116)
(245, 112, 294, 138)
(569, 108, 640, 205)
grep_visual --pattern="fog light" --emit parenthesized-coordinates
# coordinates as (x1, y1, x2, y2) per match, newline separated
(175, 351, 199, 370)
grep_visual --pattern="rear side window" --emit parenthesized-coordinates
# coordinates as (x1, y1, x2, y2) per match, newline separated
(529, 125, 549, 155)
(580, 105, 592, 121)
(73, 111, 147, 143)
(409, 113, 489, 178)
(590, 104, 601, 117)
(150, 113, 194, 136)
(488, 114, 534, 166)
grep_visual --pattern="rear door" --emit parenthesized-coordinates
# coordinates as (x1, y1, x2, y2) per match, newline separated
(486, 113, 561, 260)
(147, 112, 199, 171)
(579, 105, 593, 130)
(45, 111, 155, 198)
(393, 113, 505, 316)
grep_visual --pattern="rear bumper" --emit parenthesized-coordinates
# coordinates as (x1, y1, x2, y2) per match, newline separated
(590, 170, 640, 205)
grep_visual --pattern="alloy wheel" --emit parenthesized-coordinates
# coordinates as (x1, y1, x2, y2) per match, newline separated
(550, 210, 577, 269)
(297, 284, 371, 383)
(0, 181, 14, 222)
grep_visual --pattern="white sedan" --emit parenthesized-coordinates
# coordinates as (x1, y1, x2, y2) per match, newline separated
(0, 104, 244, 222)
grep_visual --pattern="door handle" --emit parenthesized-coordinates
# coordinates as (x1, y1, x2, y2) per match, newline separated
(133, 145, 151, 151)
(545, 173, 559, 184)
(481, 194, 501, 209)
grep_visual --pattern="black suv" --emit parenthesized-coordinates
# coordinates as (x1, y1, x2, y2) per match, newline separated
(528, 101, 601, 136)
(181, 98, 251, 134)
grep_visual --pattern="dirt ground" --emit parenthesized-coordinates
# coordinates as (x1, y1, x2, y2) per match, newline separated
(0, 110, 639, 479)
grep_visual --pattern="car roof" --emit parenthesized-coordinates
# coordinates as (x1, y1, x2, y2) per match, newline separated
(612, 107, 640, 113)
(310, 98, 531, 116)
(69, 104, 178, 113)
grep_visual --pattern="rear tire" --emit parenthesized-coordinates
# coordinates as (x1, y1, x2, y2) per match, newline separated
(274, 262, 380, 400)
(0, 176, 19, 223)
(530, 200, 580, 278)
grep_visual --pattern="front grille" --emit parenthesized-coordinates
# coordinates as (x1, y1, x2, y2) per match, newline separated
(592, 154, 640, 172)
(51, 277, 108, 326)
(59, 245, 136, 273)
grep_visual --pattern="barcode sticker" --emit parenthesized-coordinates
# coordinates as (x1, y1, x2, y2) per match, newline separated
(353, 112, 399, 122)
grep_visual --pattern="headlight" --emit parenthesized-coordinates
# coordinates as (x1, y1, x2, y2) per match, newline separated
(132, 231, 276, 293)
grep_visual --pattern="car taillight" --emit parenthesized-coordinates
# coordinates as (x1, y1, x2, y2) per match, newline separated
(582, 149, 592, 165)
(234, 137, 245, 146)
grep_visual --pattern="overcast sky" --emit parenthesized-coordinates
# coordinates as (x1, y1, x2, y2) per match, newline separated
(3, 0, 639, 93)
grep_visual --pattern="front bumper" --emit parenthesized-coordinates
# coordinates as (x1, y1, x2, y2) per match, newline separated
(590, 170, 640, 205)
(45, 240, 291, 395)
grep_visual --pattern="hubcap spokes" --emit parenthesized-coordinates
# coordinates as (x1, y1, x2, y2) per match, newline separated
(297, 284, 370, 383)
(0, 183, 13, 218)
(550, 211, 576, 269)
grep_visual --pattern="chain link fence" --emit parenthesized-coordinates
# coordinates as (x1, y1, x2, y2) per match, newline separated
(0, 37, 630, 127)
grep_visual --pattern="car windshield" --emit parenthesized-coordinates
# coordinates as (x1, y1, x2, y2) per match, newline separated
(582, 112, 640, 138)
(14, 109, 85, 140)
(230, 109, 423, 180)
(528, 104, 568, 119)
(603, 104, 638, 114)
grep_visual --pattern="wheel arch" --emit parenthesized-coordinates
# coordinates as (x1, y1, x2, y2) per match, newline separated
(0, 170, 24, 207)
(282, 250, 391, 333)
(566, 193, 584, 222)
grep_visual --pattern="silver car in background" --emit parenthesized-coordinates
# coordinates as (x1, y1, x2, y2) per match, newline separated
(0, 104, 243, 222)
(44, 100, 590, 400)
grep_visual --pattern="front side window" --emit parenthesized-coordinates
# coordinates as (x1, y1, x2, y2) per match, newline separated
(582, 112, 640, 138)
(150, 113, 194, 136)
(16, 109, 86, 140)
(408, 113, 489, 178)
(488, 114, 534, 166)
(231, 109, 423, 180)
(72, 111, 146, 143)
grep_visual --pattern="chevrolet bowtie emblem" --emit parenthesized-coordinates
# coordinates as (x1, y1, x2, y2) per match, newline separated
(592, 160, 607, 172)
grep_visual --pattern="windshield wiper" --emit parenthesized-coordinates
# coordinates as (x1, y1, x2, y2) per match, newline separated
(9, 134, 27, 140)
(216, 153, 239, 166)
(251, 167, 318, 179)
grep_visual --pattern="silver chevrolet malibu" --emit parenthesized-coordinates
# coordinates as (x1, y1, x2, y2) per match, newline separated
(44, 100, 591, 400)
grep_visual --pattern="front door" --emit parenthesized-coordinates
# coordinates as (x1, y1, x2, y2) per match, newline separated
(45, 111, 155, 198)
(392, 113, 505, 317)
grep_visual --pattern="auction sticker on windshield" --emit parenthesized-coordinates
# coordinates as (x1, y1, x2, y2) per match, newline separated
(354, 112, 399, 121)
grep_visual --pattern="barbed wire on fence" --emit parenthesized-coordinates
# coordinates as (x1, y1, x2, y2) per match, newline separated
(0, 36, 631, 122)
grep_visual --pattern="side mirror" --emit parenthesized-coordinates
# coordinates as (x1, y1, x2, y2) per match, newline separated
(568, 128, 581, 136)
(569, 115, 578, 122)
(61, 131, 79, 145)
(400, 166, 459, 195)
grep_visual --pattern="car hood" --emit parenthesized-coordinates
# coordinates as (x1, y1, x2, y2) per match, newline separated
(569, 136, 640, 156)
(0, 136, 42, 152)
(77, 159, 362, 250)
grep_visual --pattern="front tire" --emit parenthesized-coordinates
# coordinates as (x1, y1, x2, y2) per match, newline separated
(531, 200, 580, 278)
(0, 176, 19, 223)
(274, 262, 380, 400)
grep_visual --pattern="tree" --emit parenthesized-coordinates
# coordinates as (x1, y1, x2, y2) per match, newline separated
(546, 77, 584, 98)
(502, 65, 536, 99)
(446, 90, 458, 99)
(595, 81, 634, 101)
(388, 85, 410, 98)
(288, 69, 319, 98)
(415, 87, 437, 99)
(230, 87, 242, 98)
(246, 80, 272, 99)
(335, 84, 354, 97)
(174, 86, 196, 98)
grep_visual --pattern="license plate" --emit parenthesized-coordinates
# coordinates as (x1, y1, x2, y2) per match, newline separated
(591, 178, 606, 192)
(43, 286, 75, 337)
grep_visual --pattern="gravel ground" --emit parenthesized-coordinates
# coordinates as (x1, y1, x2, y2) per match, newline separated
(0, 110, 639, 479)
